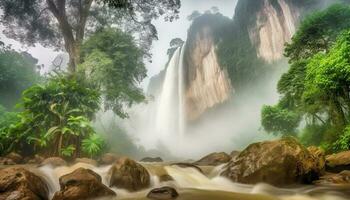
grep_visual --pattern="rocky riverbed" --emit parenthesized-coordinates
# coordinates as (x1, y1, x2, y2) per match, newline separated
(1, 138, 350, 200)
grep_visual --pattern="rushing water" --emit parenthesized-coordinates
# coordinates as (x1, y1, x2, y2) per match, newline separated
(34, 162, 350, 200)
(155, 44, 186, 141)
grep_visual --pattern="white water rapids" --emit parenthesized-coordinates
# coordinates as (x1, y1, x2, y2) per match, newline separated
(35, 162, 349, 200)
(155, 44, 186, 140)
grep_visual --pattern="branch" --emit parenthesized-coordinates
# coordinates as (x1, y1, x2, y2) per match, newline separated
(76, 0, 93, 43)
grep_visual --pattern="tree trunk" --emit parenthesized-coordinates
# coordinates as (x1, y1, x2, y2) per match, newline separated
(46, 0, 92, 73)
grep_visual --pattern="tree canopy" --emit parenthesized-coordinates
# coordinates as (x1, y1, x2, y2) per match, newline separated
(79, 28, 146, 118)
(0, 0, 181, 72)
(261, 4, 350, 152)
(0, 47, 40, 109)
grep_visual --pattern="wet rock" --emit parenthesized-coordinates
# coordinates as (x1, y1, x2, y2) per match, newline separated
(27, 155, 45, 165)
(171, 163, 203, 173)
(147, 186, 179, 200)
(326, 151, 350, 173)
(74, 158, 98, 166)
(0, 167, 49, 200)
(159, 174, 174, 182)
(315, 171, 350, 185)
(222, 138, 324, 185)
(40, 157, 67, 167)
(99, 153, 119, 165)
(52, 168, 116, 200)
(308, 146, 326, 174)
(140, 157, 163, 162)
(5, 152, 23, 164)
(0, 158, 16, 165)
(194, 152, 231, 166)
(109, 157, 150, 191)
(230, 150, 240, 158)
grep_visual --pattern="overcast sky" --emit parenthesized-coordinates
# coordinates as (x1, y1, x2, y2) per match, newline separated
(0, 0, 238, 88)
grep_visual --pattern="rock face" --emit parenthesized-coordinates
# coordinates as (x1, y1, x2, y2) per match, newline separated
(0, 167, 49, 200)
(307, 146, 326, 174)
(326, 151, 350, 173)
(147, 187, 179, 200)
(184, 26, 232, 121)
(52, 168, 116, 200)
(108, 157, 150, 192)
(40, 157, 67, 167)
(194, 152, 231, 166)
(222, 138, 324, 185)
(140, 157, 163, 163)
(315, 171, 350, 185)
(246, 0, 301, 62)
(5, 152, 23, 164)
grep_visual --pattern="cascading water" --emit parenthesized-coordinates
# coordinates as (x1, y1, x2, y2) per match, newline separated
(36, 162, 350, 200)
(155, 44, 186, 141)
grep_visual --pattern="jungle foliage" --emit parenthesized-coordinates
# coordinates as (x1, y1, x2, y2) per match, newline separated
(261, 4, 350, 153)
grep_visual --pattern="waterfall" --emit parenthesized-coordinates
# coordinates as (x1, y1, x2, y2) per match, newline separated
(155, 44, 186, 141)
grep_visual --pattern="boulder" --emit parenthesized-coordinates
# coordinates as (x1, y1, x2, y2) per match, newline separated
(194, 152, 231, 166)
(27, 155, 45, 165)
(140, 157, 163, 162)
(99, 153, 119, 165)
(147, 186, 179, 200)
(315, 171, 350, 185)
(0, 167, 49, 200)
(222, 138, 324, 185)
(108, 157, 150, 192)
(0, 158, 16, 165)
(40, 157, 67, 167)
(74, 158, 98, 166)
(159, 174, 174, 182)
(52, 168, 116, 200)
(5, 152, 23, 164)
(326, 151, 350, 173)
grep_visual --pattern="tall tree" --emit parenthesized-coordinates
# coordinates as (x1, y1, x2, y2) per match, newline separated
(0, 0, 181, 72)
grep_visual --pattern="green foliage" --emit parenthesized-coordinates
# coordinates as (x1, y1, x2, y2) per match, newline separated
(263, 4, 350, 152)
(82, 134, 105, 158)
(261, 105, 300, 135)
(299, 124, 328, 146)
(0, 73, 101, 157)
(0, 49, 40, 109)
(60, 145, 76, 157)
(333, 126, 350, 152)
(80, 28, 146, 118)
(285, 4, 350, 62)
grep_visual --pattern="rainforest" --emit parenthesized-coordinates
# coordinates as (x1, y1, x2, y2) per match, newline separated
(1, 0, 350, 200)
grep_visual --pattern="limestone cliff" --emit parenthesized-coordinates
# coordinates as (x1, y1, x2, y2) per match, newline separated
(184, 25, 232, 121)
(243, 0, 301, 62)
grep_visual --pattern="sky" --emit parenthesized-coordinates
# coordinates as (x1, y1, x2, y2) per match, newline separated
(0, 0, 238, 88)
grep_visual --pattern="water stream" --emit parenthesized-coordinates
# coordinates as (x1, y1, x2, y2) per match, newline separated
(35, 162, 350, 200)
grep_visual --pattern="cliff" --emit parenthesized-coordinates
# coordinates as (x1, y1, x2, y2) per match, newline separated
(183, 15, 233, 121)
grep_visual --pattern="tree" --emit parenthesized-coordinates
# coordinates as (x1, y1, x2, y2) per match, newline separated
(0, 48, 40, 109)
(0, 0, 181, 72)
(261, 4, 350, 147)
(187, 10, 201, 21)
(167, 38, 184, 60)
(79, 28, 146, 118)
(261, 105, 300, 136)
(285, 4, 350, 62)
